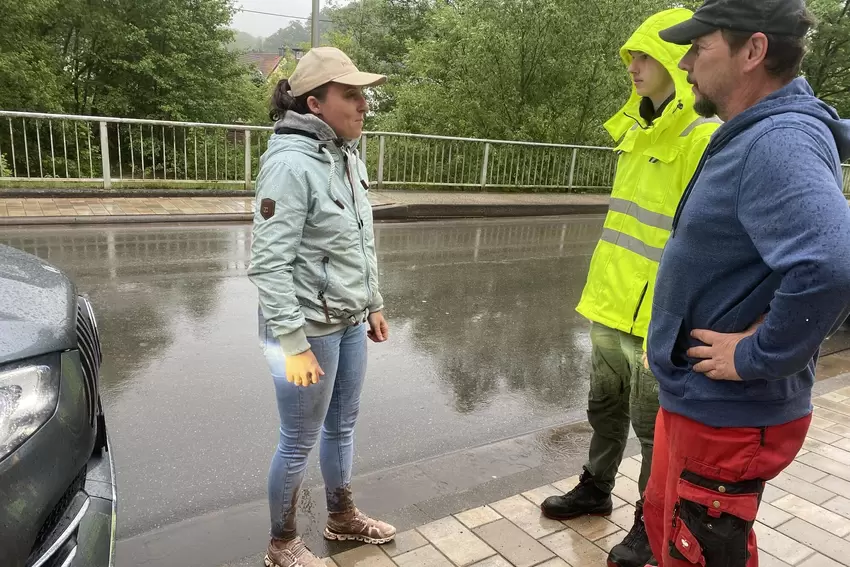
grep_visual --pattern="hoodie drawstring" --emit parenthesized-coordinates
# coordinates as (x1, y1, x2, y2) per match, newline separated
(351, 148, 370, 191)
(318, 144, 346, 210)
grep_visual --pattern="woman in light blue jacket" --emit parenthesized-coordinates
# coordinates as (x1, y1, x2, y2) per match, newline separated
(248, 47, 394, 567)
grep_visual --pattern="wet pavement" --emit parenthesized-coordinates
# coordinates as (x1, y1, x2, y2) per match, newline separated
(0, 216, 607, 542)
(3, 217, 849, 567)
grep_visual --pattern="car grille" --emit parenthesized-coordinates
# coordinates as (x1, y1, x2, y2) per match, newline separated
(76, 297, 102, 427)
(27, 466, 87, 565)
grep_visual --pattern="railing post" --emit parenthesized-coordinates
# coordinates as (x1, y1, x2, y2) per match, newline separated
(360, 134, 368, 168)
(567, 147, 578, 190)
(99, 121, 111, 189)
(842, 164, 850, 197)
(244, 129, 252, 191)
(377, 135, 385, 190)
(480, 142, 491, 190)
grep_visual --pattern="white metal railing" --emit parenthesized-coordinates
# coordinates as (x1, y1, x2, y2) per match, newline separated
(0, 110, 848, 195)
(361, 132, 616, 191)
(844, 164, 850, 197)
(0, 111, 270, 190)
(0, 111, 617, 192)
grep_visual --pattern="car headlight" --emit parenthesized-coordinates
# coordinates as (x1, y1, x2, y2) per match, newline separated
(0, 364, 59, 460)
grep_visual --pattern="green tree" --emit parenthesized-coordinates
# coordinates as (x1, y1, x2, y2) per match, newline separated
(259, 13, 336, 52)
(262, 21, 311, 51)
(325, 0, 433, 117)
(57, 0, 264, 122)
(368, 0, 660, 145)
(805, 0, 850, 117)
(0, 0, 65, 112)
(230, 30, 265, 52)
(0, 0, 266, 124)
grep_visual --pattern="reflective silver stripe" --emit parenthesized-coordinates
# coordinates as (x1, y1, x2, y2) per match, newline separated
(600, 228, 664, 262)
(31, 498, 90, 567)
(609, 197, 674, 231)
(680, 116, 723, 137)
(59, 548, 78, 567)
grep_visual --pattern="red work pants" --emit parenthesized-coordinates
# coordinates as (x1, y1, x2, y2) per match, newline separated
(644, 408, 811, 567)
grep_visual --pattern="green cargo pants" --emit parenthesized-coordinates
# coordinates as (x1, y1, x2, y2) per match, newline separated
(584, 322, 660, 499)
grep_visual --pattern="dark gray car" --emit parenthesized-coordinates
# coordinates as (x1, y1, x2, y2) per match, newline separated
(0, 244, 116, 567)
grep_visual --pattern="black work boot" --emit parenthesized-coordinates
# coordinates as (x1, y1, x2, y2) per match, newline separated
(607, 501, 654, 567)
(540, 468, 613, 520)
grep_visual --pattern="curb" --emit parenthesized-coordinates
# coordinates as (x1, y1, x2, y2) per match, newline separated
(0, 203, 610, 226)
(375, 203, 610, 220)
(0, 189, 255, 199)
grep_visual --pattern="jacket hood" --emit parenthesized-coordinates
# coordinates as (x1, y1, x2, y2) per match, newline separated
(265, 112, 360, 164)
(275, 111, 340, 143)
(709, 77, 850, 161)
(262, 111, 367, 208)
(604, 8, 695, 142)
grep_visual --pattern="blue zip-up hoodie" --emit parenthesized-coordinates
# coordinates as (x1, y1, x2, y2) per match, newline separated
(648, 77, 850, 428)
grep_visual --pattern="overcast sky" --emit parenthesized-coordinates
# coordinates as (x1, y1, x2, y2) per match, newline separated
(232, 0, 350, 38)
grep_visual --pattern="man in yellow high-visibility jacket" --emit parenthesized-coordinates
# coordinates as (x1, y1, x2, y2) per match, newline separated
(541, 9, 721, 567)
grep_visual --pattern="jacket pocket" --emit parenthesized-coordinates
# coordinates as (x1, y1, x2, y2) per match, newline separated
(648, 307, 689, 396)
(669, 465, 762, 567)
(638, 144, 683, 208)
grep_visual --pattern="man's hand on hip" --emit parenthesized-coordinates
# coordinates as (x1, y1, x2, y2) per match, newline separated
(687, 317, 764, 381)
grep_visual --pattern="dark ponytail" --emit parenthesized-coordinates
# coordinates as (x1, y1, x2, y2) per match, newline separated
(269, 79, 331, 122)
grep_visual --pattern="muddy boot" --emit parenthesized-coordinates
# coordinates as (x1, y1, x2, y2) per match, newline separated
(541, 468, 613, 520)
(264, 537, 325, 567)
(607, 502, 653, 567)
(324, 485, 395, 544)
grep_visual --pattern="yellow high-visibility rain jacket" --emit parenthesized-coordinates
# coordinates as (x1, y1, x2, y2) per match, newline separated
(576, 8, 722, 339)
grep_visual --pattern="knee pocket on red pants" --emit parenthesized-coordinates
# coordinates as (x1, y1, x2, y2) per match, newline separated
(669, 461, 763, 567)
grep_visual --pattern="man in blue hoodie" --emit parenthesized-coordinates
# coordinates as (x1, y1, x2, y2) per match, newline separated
(642, 0, 850, 565)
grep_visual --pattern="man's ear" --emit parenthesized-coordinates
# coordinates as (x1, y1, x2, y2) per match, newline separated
(742, 32, 769, 73)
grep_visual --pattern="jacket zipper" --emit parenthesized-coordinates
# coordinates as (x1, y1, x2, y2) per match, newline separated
(670, 150, 710, 238)
(343, 152, 372, 305)
(318, 256, 331, 323)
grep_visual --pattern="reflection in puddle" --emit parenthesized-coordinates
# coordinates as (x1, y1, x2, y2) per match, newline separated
(0, 218, 611, 537)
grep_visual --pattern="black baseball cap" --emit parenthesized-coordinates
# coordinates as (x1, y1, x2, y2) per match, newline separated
(659, 0, 811, 45)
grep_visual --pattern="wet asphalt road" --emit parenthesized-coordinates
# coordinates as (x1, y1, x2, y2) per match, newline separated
(0, 216, 610, 541)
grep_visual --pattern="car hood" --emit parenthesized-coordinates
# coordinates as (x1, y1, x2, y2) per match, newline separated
(0, 245, 77, 365)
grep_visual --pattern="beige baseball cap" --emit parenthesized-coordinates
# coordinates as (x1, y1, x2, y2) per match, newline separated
(288, 47, 387, 97)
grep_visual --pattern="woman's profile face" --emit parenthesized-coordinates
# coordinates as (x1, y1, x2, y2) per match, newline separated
(308, 83, 369, 140)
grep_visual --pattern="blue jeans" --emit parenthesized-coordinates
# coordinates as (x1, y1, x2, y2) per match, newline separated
(261, 322, 368, 540)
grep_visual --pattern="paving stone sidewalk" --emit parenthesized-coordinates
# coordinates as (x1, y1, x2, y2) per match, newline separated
(0, 196, 255, 217)
(0, 191, 610, 218)
(324, 387, 850, 567)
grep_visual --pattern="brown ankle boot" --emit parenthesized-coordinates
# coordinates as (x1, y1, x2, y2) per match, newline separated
(324, 508, 396, 544)
(264, 537, 325, 567)
(324, 485, 397, 544)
